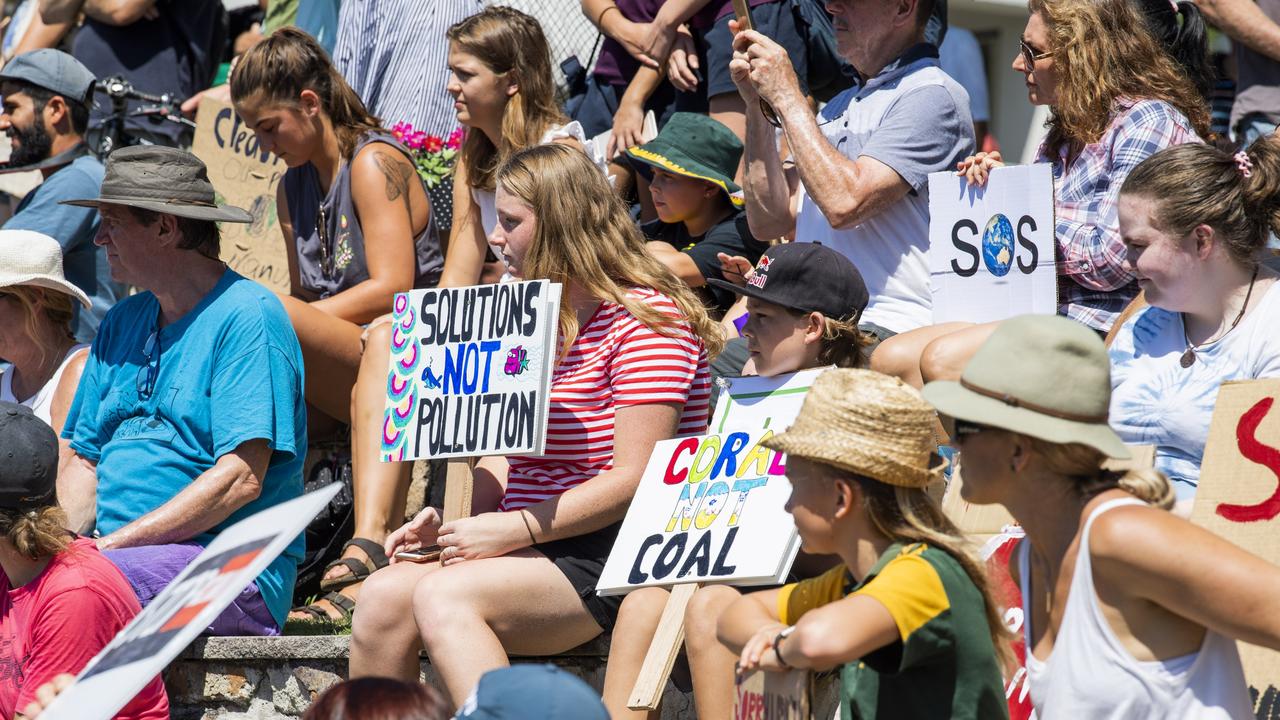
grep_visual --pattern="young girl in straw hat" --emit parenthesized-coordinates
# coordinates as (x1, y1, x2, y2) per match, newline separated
(602, 242, 872, 720)
(923, 314, 1280, 719)
(718, 369, 1011, 720)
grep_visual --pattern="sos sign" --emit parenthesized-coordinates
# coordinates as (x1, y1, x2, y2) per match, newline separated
(948, 213, 1040, 278)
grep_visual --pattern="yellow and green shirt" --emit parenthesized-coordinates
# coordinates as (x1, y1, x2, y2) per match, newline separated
(777, 542, 1008, 720)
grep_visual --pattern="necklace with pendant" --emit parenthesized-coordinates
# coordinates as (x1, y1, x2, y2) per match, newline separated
(1180, 267, 1259, 368)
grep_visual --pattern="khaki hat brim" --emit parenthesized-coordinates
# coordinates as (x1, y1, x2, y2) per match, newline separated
(60, 196, 253, 223)
(923, 379, 1131, 460)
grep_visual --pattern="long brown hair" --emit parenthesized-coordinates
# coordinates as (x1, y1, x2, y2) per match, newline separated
(1121, 137, 1280, 266)
(1030, 0, 1211, 159)
(496, 144, 724, 358)
(447, 6, 567, 192)
(230, 27, 382, 159)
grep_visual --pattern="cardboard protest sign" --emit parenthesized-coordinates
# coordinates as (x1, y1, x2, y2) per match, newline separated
(928, 164, 1056, 324)
(734, 669, 810, 720)
(37, 484, 340, 720)
(1189, 379, 1280, 717)
(710, 367, 827, 434)
(598, 431, 800, 595)
(381, 281, 562, 461)
(191, 96, 290, 294)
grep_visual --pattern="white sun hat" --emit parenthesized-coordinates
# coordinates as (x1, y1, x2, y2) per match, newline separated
(0, 229, 91, 309)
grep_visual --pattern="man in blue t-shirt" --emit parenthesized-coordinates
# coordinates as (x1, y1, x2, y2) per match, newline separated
(58, 146, 307, 636)
(0, 49, 119, 341)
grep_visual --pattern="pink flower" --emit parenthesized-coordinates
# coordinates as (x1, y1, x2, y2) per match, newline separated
(424, 135, 444, 153)
(446, 127, 465, 150)
(404, 131, 427, 151)
(391, 121, 413, 141)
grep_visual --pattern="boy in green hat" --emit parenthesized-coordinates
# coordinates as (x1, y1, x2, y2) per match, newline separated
(627, 112, 768, 318)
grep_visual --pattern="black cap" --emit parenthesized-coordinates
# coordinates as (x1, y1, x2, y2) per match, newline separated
(0, 402, 57, 509)
(708, 243, 869, 321)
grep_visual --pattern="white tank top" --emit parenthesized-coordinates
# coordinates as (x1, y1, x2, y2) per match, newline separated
(1020, 498, 1250, 719)
(0, 344, 89, 427)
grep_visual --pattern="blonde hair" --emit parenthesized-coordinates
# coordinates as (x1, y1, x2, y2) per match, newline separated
(1121, 137, 1280, 266)
(1030, 0, 1211, 159)
(3, 286, 75, 366)
(230, 27, 383, 160)
(496, 144, 724, 358)
(783, 309, 874, 369)
(448, 6, 567, 192)
(0, 505, 70, 560)
(833, 468, 1016, 673)
(1026, 437, 1175, 509)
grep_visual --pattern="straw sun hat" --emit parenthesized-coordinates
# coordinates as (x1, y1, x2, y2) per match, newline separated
(0, 229, 91, 309)
(764, 369, 944, 489)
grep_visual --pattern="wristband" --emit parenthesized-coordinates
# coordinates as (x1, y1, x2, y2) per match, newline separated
(773, 625, 796, 668)
(596, 4, 619, 28)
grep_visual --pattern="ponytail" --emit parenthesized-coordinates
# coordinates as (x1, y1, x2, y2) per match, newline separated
(1026, 437, 1176, 510)
(1132, 0, 1214, 101)
(0, 505, 71, 560)
(230, 27, 383, 160)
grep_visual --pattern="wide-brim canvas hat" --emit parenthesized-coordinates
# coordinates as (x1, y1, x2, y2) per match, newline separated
(624, 112, 744, 208)
(922, 314, 1130, 459)
(61, 145, 252, 223)
(764, 368, 946, 489)
(0, 229, 91, 308)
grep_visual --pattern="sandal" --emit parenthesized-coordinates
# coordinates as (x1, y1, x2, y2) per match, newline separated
(288, 591, 356, 631)
(319, 537, 389, 591)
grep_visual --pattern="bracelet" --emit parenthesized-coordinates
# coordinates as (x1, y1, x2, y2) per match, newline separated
(596, 4, 619, 28)
(773, 625, 796, 668)
(519, 510, 538, 546)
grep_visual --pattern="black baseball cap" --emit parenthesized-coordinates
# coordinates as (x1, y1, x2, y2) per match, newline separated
(0, 402, 57, 509)
(708, 243, 869, 322)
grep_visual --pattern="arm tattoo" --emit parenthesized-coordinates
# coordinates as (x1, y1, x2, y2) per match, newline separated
(373, 150, 415, 222)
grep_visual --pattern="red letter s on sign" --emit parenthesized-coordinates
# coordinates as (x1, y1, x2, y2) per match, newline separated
(1216, 397, 1280, 523)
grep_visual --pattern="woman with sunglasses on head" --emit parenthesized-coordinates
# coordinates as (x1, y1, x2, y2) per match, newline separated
(1108, 138, 1280, 509)
(923, 314, 1280, 718)
(871, 0, 1209, 388)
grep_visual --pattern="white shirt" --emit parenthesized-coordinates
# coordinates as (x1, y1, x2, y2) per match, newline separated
(0, 344, 89, 427)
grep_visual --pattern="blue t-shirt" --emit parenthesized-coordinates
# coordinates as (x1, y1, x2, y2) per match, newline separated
(63, 269, 306, 627)
(5, 154, 117, 342)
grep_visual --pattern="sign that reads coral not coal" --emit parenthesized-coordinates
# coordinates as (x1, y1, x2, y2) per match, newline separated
(381, 280, 562, 461)
(598, 431, 800, 595)
(927, 164, 1056, 324)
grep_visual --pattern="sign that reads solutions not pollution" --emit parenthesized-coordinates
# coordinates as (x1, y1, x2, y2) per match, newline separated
(928, 164, 1056, 324)
(597, 431, 800, 595)
(382, 281, 562, 461)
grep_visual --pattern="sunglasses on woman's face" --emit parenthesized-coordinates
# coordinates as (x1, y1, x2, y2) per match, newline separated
(1019, 38, 1053, 71)
(951, 418, 991, 443)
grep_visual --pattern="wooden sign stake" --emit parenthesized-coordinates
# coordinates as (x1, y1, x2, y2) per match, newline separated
(627, 583, 699, 711)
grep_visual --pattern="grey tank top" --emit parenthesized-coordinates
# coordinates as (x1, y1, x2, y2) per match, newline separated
(283, 132, 443, 300)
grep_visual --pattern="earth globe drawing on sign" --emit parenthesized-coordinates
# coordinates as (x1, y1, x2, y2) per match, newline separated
(982, 213, 1016, 277)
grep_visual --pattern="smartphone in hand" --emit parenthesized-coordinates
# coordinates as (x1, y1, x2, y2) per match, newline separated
(394, 545, 443, 563)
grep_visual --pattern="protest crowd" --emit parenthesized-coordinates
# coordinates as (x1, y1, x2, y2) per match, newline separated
(2, 0, 1280, 718)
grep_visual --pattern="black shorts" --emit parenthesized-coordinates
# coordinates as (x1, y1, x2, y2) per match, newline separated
(534, 522, 624, 632)
(699, 0, 808, 100)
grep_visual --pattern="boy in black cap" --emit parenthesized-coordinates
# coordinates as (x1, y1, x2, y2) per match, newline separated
(626, 112, 768, 318)
(0, 402, 167, 719)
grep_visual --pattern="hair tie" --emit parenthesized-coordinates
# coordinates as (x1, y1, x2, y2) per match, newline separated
(1235, 150, 1254, 178)
(1169, 0, 1179, 12)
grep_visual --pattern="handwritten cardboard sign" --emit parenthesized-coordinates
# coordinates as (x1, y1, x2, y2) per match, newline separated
(38, 484, 340, 720)
(1189, 379, 1280, 717)
(381, 281, 562, 461)
(598, 431, 800, 595)
(927, 164, 1056, 324)
(191, 96, 290, 294)
(710, 367, 827, 435)
(734, 669, 810, 720)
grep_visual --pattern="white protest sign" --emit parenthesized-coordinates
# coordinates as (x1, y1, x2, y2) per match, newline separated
(38, 484, 341, 720)
(928, 164, 1056, 324)
(710, 367, 827, 435)
(598, 431, 800, 595)
(381, 281, 562, 461)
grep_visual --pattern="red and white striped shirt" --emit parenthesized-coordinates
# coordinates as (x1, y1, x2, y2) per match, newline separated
(500, 287, 711, 511)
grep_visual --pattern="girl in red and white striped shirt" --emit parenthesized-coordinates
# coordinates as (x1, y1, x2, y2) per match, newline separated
(351, 144, 721, 704)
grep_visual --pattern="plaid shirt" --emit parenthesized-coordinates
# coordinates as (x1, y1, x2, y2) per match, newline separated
(1038, 99, 1201, 331)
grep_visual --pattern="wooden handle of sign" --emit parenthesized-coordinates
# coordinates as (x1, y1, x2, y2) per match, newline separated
(443, 459, 474, 522)
(627, 583, 699, 711)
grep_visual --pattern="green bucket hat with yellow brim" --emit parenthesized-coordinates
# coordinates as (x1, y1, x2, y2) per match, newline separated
(922, 314, 1130, 459)
(625, 112, 744, 208)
